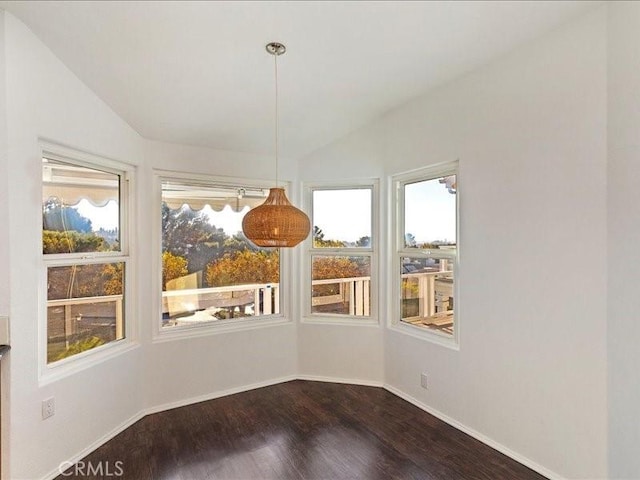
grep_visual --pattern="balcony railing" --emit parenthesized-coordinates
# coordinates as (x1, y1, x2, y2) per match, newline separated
(46, 270, 453, 335)
(47, 294, 124, 347)
(162, 283, 280, 325)
(311, 276, 371, 316)
(401, 271, 454, 318)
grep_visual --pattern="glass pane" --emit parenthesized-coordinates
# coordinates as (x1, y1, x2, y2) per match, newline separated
(161, 182, 280, 328)
(404, 176, 456, 249)
(47, 263, 125, 363)
(400, 256, 454, 335)
(313, 189, 371, 247)
(311, 255, 371, 316)
(42, 158, 121, 254)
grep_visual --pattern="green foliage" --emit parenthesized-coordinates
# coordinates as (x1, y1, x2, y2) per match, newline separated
(401, 278, 420, 297)
(206, 250, 279, 287)
(47, 263, 123, 300)
(420, 241, 456, 249)
(43, 230, 107, 254)
(223, 232, 259, 255)
(43, 199, 93, 233)
(405, 233, 417, 248)
(313, 225, 345, 248)
(162, 203, 239, 274)
(356, 236, 371, 247)
(313, 226, 324, 242)
(44, 229, 122, 299)
(162, 251, 188, 289)
(54, 336, 105, 361)
(96, 227, 119, 247)
(101, 263, 124, 296)
(312, 256, 366, 281)
(312, 256, 367, 296)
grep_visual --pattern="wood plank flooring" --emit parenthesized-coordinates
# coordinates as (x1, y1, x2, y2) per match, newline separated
(58, 381, 547, 479)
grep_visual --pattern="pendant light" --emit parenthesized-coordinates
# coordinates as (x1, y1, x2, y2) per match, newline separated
(242, 42, 311, 247)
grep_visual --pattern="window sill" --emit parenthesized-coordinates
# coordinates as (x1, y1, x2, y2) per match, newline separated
(40, 339, 139, 386)
(388, 322, 459, 350)
(152, 315, 292, 343)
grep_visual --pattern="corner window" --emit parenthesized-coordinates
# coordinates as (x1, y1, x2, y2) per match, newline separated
(393, 163, 458, 343)
(160, 180, 281, 329)
(306, 183, 377, 321)
(42, 155, 131, 364)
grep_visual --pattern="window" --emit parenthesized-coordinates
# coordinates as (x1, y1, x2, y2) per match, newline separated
(306, 183, 376, 321)
(42, 153, 132, 365)
(393, 163, 458, 343)
(160, 179, 282, 330)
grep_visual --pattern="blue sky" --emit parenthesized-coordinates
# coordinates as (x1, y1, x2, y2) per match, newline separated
(74, 180, 456, 244)
(404, 178, 456, 244)
(313, 189, 371, 243)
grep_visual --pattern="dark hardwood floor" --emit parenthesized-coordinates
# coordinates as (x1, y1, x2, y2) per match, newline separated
(58, 381, 546, 479)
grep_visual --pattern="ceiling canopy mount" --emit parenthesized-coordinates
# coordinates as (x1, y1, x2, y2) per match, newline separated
(265, 42, 286, 56)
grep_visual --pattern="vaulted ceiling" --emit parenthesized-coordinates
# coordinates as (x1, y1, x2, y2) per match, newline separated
(1, 1, 598, 158)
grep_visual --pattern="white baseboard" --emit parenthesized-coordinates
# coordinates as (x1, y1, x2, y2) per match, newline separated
(296, 374, 383, 388)
(42, 377, 560, 480)
(383, 384, 564, 480)
(144, 375, 298, 415)
(42, 410, 145, 480)
(40, 375, 296, 480)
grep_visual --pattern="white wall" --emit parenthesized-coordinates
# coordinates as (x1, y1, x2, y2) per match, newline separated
(3, 11, 145, 480)
(2, 12, 301, 480)
(0, 11, 8, 317)
(140, 140, 299, 410)
(298, 125, 386, 384)
(6, 3, 636, 479)
(607, 2, 640, 479)
(385, 8, 608, 479)
(299, 7, 608, 479)
(0, 11, 10, 480)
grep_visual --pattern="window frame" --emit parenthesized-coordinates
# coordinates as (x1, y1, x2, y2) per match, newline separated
(390, 161, 460, 349)
(302, 179, 379, 326)
(152, 169, 292, 342)
(39, 141, 137, 384)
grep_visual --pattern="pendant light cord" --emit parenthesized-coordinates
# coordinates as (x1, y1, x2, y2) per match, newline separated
(274, 50, 279, 189)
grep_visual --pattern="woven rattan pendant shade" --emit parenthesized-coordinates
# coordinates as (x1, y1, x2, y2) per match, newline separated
(242, 188, 310, 247)
(242, 42, 310, 248)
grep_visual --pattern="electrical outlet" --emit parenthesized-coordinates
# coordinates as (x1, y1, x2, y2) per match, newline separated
(420, 373, 428, 389)
(42, 397, 55, 420)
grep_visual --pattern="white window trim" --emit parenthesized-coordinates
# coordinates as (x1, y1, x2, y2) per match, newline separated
(302, 179, 379, 326)
(389, 161, 460, 349)
(151, 169, 292, 343)
(39, 140, 138, 384)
